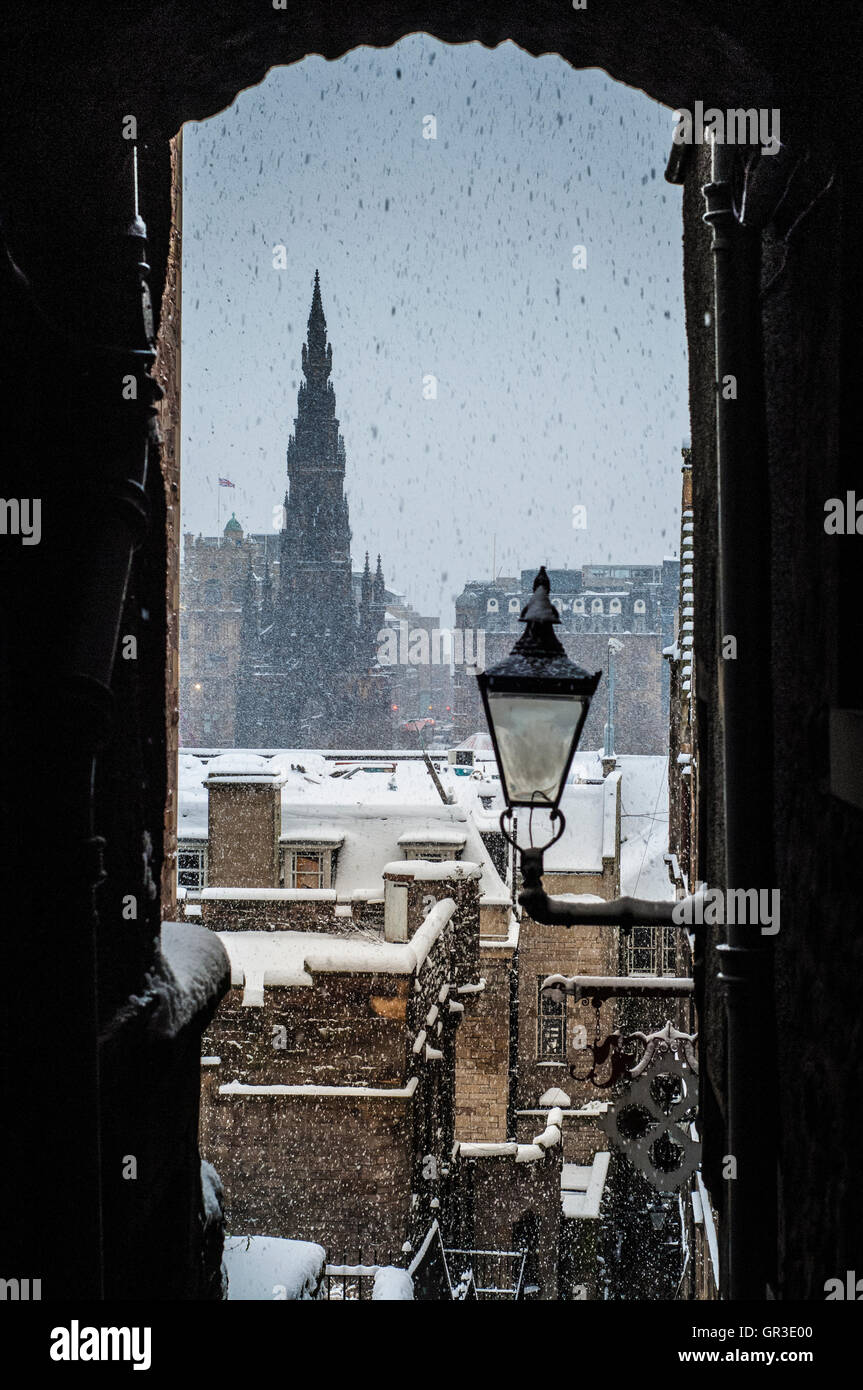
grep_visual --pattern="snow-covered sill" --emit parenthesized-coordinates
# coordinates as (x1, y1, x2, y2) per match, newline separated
(219, 1077, 419, 1100)
(200, 887, 337, 901)
(384, 859, 481, 882)
(516, 1102, 610, 1118)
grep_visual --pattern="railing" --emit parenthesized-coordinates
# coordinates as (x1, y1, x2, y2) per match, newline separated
(443, 1248, 528, 1300)
(324, 1248, 385, 1300)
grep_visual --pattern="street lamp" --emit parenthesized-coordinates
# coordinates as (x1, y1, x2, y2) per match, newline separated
(477, 566, 601, 839)
(477, 566, 700, 931)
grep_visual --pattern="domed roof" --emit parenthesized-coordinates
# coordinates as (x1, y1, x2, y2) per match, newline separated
(224, 512, 243, 534)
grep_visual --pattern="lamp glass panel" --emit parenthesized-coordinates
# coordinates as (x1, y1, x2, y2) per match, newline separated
(487, 692, 584, 804)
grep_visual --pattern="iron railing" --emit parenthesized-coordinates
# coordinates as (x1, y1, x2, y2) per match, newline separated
(443, 1248, 528, 1300)
(324, 1248, 386, 1300)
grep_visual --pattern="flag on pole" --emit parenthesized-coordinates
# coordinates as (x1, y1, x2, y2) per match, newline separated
(218, 477, 235, 488)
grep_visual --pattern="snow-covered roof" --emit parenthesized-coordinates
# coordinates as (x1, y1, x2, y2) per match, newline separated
(217, 896, 457, 1002)
(178, 747, 669, 901)
(616, 754, 670, 899)
(178, 749, 510, 904)
(397, 827, 467, 846)
(542, 782, 607, 873)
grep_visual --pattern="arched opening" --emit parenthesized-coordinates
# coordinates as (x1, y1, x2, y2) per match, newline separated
(4, 0, 859, 1313)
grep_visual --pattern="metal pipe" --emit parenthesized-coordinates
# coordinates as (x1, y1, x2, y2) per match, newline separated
(543, 974, 694, 998)
(702, 139, 777, 1300)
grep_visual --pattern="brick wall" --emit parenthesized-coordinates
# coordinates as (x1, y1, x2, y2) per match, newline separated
(455, 950, 512, 1142)
(202, 1085, 414, 1260)
(517, 913, 620, 1114)
(198, 876, 483, 1258)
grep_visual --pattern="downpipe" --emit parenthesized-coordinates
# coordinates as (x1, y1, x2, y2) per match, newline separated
(702, 141, 778, 1301)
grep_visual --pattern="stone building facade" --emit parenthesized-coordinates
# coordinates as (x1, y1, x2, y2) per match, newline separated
(453, 562, 679, 752)
(180, 521, 280, 747)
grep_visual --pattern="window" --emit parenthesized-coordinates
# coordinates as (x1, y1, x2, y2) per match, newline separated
(573, 599, 585, 614)
(634, 599, 646, 614)
(537, 977, 567, 1060)
(591, 598, 603, 614)
(610, 598, 621, 614)
(203, 580, 222, 606)
(487, 597, 499, 612)
(508, 597, 520, 612)
(626, 925, 676, 977)
(177, 843, 207, 890)
(289, 850, 326, 889)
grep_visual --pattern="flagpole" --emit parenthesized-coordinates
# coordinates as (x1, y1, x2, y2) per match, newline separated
(217, 477, 220, 534)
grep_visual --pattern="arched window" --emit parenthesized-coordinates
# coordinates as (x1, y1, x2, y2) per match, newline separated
(591, 598, 603, 614)
(610, 598, 621, 614)
(487, 597, 499, 613)
(508, 597, 520, 613)
(573, 599, 585, 614)
(634, 599, 646, 614)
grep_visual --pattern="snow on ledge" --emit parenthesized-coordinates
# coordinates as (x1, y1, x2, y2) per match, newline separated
(133, 923, 230, 1039)
(383, 859, 481, 881)
(219, 1077, 419, 1100)
(396, 828, 468, 846)
(200, 887, 337, 901)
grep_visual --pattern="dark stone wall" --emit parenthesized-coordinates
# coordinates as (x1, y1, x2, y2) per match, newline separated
(676, 115, 863, 1295)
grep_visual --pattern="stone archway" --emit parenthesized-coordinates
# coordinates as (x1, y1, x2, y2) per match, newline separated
(4, 0, 860, 1305)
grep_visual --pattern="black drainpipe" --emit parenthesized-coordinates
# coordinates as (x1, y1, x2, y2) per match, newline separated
(702, 141, 778, 1300)
(507, 815, 520, 1137)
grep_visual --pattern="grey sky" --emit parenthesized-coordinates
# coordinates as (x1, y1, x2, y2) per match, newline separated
(181, 35, 688, 621)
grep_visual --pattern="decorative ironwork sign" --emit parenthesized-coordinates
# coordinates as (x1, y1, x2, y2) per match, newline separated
(598, 1023, 701, 1192)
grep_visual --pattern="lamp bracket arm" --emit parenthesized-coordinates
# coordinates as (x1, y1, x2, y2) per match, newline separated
(518, 887, 705, 934)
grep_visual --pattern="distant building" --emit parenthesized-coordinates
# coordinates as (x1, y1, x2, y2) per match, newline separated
(182, 274, 397, 750)
(452, 561, 679, 752)
(180, 519, 281, 747)
(235, 273, 392, 747)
